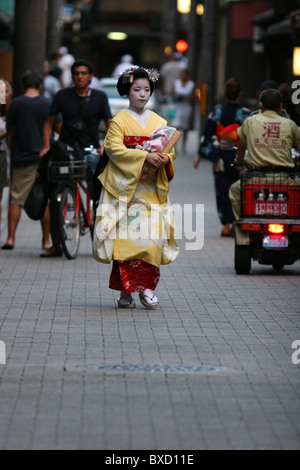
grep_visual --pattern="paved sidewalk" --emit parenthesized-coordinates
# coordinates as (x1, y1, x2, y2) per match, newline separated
(0, 132, 299, 450)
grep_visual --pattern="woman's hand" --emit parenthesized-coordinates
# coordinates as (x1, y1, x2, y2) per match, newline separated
(146, 152, 168, 168)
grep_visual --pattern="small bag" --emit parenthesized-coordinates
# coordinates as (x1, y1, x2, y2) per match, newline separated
(24, 156, 51, 220)
(24, 175, 49, 220)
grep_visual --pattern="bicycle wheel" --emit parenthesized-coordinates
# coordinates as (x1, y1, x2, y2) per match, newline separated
(59, 187, 80, 259)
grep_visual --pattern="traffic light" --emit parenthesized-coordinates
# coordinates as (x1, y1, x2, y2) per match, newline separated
(176, 39, 188, 53)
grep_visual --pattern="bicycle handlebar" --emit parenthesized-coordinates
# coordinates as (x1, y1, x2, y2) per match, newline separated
(84, 145, 99, 156)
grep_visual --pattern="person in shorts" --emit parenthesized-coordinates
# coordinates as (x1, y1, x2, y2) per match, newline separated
(0, 71, 52, 250)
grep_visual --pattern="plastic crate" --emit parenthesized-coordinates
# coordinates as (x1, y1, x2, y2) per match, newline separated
(241, 172, 300, 218)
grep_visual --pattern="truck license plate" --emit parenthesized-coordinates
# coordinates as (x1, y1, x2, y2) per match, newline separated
(263, 236, 288, 248)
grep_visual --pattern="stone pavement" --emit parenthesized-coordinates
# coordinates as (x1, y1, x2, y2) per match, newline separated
(0, 132, 299, 450)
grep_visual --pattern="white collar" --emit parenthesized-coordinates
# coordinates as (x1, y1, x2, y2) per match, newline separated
(123, 108, 151, 129)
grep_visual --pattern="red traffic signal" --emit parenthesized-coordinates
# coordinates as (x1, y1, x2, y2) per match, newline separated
(176, 39, 188, 53)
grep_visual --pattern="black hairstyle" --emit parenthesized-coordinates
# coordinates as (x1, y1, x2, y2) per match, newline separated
(22, 70, 43, 90)
(71, 59, 94, 75)
(258, 79, 278, 97)
(117, 67, 154, 97)
(259, 88, 282, 111)
(225, 78, 242, 101)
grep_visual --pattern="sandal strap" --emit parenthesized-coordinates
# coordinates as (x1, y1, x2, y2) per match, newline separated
(143, 293, 155, 301)
(141, 291, 158, 304)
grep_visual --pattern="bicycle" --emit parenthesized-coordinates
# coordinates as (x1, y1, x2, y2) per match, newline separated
(48, 146, 99, 259)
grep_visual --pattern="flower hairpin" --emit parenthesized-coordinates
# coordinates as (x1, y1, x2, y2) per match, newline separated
(119, 66, 160, 84)
(147, 68, 160, 83)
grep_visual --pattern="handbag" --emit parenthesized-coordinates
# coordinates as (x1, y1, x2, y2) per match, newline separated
(24, 174, 50, 220)
(24, 155, 52, 220)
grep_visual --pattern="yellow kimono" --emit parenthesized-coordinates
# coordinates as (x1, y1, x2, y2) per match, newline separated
(92, 109, 179, 270)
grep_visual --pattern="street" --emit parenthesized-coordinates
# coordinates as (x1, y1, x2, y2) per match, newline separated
(0, 131, 299, 450)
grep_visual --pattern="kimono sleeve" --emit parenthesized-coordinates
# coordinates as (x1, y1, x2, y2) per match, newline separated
(101, 117, 149, 200)
(104, 118, 148, 176)
(198, 107, 220, 162)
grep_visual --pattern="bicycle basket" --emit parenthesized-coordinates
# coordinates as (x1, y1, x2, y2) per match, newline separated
(49, 160, 87, 182)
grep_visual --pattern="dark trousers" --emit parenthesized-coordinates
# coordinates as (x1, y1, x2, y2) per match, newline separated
(49, 183, 63, 246)
(214, 153, 239, 225)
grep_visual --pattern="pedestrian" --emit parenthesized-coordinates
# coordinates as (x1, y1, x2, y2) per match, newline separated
(40, 59, 112, 258)
(160, 53, 185, 100)
(171, 68, 195, 153)
(229, 88, 300, 243)
(0, 71, 52, 251)
(111, 54, 134, 79)
(0, 79, 12, 242)
(43, 61, 61, 99)
(278, 82, 300, 125)
(57, 46, 75, 88)
(92, 66, 179, 309)
(194, 78, 250, 237)
(251, 79, 289, 118)
(49, 51, 63, 86)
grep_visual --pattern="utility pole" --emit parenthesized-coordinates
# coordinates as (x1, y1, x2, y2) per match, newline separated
(160, 0, 179, 64)
(198, 0, 218, 120)
(13, 0, 48, 96)
(47, 0, 64, 58)
(187, 0, 197, 80)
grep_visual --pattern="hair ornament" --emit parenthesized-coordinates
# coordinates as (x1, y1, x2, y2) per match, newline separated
(119, 66, 160, 84)
(147, 68, 160, 83)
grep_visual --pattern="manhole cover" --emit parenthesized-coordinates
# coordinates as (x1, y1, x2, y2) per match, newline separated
(86, 364, 227, 373)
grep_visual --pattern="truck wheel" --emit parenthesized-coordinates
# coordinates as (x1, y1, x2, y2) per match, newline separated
(235, 243, 251, 275)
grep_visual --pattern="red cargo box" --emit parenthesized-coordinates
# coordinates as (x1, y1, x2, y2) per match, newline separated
(242, 183, 300, 217)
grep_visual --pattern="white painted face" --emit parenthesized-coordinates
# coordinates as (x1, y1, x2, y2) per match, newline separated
(128, 78, 151, 111)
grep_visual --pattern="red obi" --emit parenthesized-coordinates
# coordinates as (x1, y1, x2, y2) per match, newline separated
(124, 136, 149, 148)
